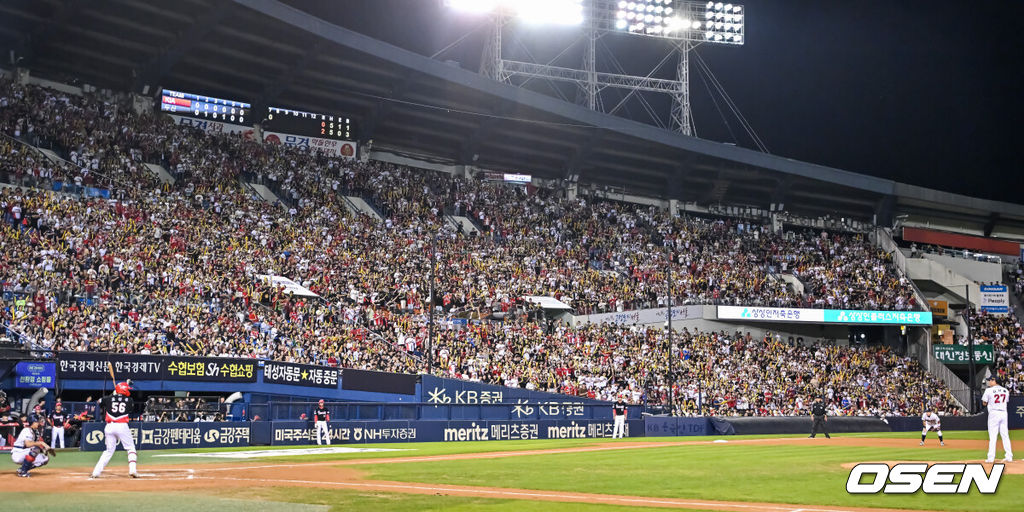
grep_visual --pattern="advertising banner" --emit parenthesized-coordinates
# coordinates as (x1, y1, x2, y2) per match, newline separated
(80, 422, 251, 451)
(57, 352, 257, 383)
(1010, 396, 1024, 430)
(263, 131, 357, 159)
(169, 114, 254, 138)
(643, 417, 711, 437)
(824, 309, 932, 325)
(14, 361, 56, 388)
(718, 306, 824, 323)
(927, 299, 948, 318)
(575, 305, 703, 326)
(262, 360, 339, 389)
(717, 306, 932, 325)
(420, 375, 604, 406)
(932, 344, 995, 365)
(342, 369, 417, 395)
(980, 285, 1010, 315)
(270, 419, 644, 445)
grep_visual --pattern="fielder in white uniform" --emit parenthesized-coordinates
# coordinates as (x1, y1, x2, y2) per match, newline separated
(981, 376, 1013, 463)
(91, 382, 139, 478)
(11, 417, 51, 477)
(920, 410, 944, 446)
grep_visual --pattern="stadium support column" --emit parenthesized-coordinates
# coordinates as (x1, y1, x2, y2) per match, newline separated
(480, 14, 503, 82)
(582, 5, 597, 111)
(965, 285, 976, 413)
(671, 42, 693, 136)
(666, 248, 675, 416)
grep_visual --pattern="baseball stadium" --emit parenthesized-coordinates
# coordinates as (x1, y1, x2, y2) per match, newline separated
(1, 1, 1023, 511)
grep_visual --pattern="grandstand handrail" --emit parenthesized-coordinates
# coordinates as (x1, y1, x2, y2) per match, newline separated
(874, 226, 930, 312)
(924, 350, 971, 410)
(1, 131, 126, 193)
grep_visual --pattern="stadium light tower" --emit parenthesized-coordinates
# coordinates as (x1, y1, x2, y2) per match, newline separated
(445, 0, 745, 136)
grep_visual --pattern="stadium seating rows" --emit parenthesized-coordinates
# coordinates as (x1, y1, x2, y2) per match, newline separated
(0, 79, 966, 415)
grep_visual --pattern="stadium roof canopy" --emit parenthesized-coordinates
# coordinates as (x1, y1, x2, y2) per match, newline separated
(2, 0, 1022, 234)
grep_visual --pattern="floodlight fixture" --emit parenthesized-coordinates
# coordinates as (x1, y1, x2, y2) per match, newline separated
(462, 0, 746, 137)
(445, 0, 584, 26)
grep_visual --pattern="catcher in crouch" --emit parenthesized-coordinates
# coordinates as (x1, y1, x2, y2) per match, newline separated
(12, 416, 55, 477)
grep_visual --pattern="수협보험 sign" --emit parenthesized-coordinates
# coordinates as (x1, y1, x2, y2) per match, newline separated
(717, 306, 932, 326)
(15, 361, 56, 388)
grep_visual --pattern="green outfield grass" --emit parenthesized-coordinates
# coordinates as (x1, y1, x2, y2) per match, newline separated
(357, 430, 1024, 512)
(4, 431, 1022, 511)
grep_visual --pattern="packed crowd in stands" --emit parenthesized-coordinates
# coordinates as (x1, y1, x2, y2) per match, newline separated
(0, 78, 960, 416)
(968, 308, 1024, 395)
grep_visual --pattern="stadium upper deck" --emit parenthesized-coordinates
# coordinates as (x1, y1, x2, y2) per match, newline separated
(1, 0, 1022, 238)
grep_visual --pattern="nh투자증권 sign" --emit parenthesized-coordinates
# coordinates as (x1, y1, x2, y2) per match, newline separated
(262, 361, 339, 388)
(933, 344, 994, 365)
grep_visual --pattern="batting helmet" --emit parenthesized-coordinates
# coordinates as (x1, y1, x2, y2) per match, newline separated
(115, 382, 132, 396)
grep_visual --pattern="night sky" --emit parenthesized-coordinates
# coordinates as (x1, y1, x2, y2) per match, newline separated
(283, 0, 1024, 204)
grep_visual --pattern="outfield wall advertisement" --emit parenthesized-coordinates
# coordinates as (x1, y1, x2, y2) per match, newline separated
(80, 422, 251, 451)
(269, 419, 644, 445)
(717, 306, 932, 326)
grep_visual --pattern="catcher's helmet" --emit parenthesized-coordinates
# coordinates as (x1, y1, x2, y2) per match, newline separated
(115, 382, 132, 396)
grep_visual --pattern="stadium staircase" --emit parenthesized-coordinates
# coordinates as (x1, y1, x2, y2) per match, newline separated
(246, 182, 284, 206)
(342, 195, 384, 221)
(144, 162, 176, 185)
(873, 228, 972, 407)
(445, 215, 480, 236)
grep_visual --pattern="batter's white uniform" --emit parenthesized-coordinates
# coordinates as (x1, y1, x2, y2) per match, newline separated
(981, 385, 1013, 462)
(921, 412, 942, 435)
(10, 427, 49, 467)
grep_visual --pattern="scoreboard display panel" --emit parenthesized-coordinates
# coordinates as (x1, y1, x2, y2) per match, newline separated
(160, 89, 250, 124)
(265, 106, 354, 141)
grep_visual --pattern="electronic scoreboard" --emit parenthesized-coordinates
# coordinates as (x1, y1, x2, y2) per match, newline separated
(264, 106, 354, 141)
(160, 89, 250, 125)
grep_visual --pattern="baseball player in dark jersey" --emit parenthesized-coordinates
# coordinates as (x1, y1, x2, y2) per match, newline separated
(612, 397, 627, 439)
(808, 397, 831, 438)
(91, 382, 138, 478)
(313, 399, 331, 445)
(50, 403, 68, 449)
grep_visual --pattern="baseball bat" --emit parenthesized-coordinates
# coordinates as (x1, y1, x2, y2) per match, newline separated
(107, 361, 117, 388)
